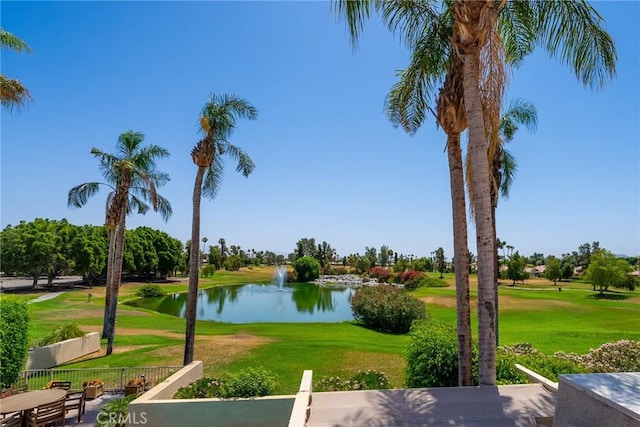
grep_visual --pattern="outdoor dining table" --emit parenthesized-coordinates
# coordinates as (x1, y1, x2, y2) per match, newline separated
(0, 389, 67, 424)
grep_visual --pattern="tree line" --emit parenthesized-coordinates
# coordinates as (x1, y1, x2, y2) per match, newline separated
(0, 219, 185, 287)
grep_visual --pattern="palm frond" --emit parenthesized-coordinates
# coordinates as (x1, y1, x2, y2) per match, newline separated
(332, 0, 377, 48)
(201, 157, 225, 200)
(67, 182, 110, 208)
(0, 75, 32, 111)
(128, 194, 151, 215)
(499, 149, 518, 199)
(500, 98, 537, 142)
(200, 94, 258, 140)
(533, 0, 616, 90)
(497, 0, 536, 65)
(0, 29, 31, 53)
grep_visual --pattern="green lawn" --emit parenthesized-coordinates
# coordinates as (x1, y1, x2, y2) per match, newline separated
(14, 267, 640, 394)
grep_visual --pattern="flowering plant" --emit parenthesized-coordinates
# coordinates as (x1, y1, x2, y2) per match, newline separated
(83, 379, 103, 387)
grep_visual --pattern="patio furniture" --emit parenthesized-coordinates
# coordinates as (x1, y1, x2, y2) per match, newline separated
(64, 387, 87, 423)
(0, 411, 23, 427)
(48, 382, 71, 391)
(0, 389, 67, 427)
(25, 397, 66, 427)
(1, 385, 27, 398)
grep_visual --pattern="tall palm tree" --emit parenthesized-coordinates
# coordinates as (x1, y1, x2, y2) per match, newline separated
(0, 28, 32, 111)
(68, 130, 171, 355)
(451, 0, 615, 385)
(336, 0, 616, 385)
(183, 94, 258, 365)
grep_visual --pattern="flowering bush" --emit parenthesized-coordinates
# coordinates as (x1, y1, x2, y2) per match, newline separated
(394, 270, 424, 290)
(83, 379, 104, 387)
(554, 339, 640, 373)
(369, 267, 392, 283)
(314, 370, 391, 392)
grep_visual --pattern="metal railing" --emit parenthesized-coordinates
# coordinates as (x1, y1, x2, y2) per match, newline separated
(20, 366, 181, 392)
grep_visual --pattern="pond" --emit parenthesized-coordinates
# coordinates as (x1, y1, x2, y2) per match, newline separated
(127, 283, 355, 323)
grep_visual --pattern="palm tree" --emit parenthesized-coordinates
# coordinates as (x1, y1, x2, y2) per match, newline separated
(183, 94, 258, 365)
(0, 28, 32, 111)
(68, 130, 171, 355)
(336, 0, 616, 385)
(451, 0, 615, 385)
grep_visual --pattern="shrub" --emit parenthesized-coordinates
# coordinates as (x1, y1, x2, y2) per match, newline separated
(394, 270, 424, 290)
(135, 284, 167, 298)
(0, 297, 30, 388)
(351, 285, 426, 333)
(222, 367, 278, 398)
(418, 277, 448, 288)
(200, 265, 217, 278)
(369, 267, 391, 283)
(174, 368, 278, 399)
(41, 323, 85, 346)
(292, 256, 321, 282)
(314, 370, 390, 392)
(96, 394, 137, 427)
(174, 377, 224, 399)
(406, 320, 468, 388)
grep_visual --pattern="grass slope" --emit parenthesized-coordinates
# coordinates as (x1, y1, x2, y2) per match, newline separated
(12, 267, 639, 393)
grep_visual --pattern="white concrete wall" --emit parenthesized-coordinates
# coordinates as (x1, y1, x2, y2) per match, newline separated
(554, 373, 640, 427)
(127, 362, 300, 427)
(25, 332, 100, 369)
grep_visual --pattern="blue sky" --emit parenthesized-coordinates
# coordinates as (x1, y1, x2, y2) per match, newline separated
(1, 1, 638, 259)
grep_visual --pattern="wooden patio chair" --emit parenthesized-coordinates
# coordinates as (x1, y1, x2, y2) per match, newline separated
(0, 411, 23, 427)
(64, 387, 87, 423)
(49, 381, 72, 391)
(1, 384, 27, 397)
(26, 397, 66, 427)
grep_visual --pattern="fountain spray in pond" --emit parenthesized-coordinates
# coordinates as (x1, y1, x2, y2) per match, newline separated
(275, 265, 287, 290)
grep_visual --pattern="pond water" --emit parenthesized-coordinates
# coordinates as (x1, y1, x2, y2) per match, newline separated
(127, 283, 355, 323)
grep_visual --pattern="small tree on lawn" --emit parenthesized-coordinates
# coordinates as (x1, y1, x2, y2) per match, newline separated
(544, 256, 562, 285)
(504, 251, 528, 285)
(584, 250, 631, 295)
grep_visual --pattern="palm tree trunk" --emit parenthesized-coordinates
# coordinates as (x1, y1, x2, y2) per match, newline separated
(102, 227, 116, 338)
(462, 50, 496, 386)
(492, 203, 499, 347)
(184, 166, 205, 365)
(446, 132, 473, 386)
(106, 203, 127, 355)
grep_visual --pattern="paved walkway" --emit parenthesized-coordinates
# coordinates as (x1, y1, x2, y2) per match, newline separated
(64, 393, 123, 426)
(307, 384, 556, 427)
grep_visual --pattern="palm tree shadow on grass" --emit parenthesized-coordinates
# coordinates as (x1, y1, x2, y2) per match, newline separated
(587, 293, 630, 301)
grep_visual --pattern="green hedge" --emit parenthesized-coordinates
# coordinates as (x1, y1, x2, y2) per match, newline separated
(0, 297, 30, 388)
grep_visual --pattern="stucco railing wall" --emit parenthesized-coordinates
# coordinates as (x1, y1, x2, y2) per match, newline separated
(25, 332, 100, 369)
(127, 361, 296, 427)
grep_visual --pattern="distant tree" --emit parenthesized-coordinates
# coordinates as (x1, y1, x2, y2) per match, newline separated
(584, 250, 631, 295)
(218, 238, 228, 263)
(364, 247, 377, 268)
(529, 252, 545, 266)
(224, 255, 243, 271)
(295, 238, 317, 260)
(435, 247, 446, 279)
(317, 241, 334, 268)
(379, 245, 391, 267)
(208, 246, 222, 270)
(504, 251, 528, 285)
(292, 256, 321, 282)
(356, 256, 372, 274)
(544, 256, 562, 285)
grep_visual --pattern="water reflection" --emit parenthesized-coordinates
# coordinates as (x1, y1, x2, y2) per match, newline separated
(127, 283, 354, 323)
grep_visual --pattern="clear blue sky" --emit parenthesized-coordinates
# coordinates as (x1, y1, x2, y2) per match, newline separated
(1, 1, 638, 259)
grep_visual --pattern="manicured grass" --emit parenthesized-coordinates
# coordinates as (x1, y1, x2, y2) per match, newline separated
(15, 267, 639, 394)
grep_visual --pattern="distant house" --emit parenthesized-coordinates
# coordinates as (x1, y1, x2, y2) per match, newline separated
(525, 265, 546, 277)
